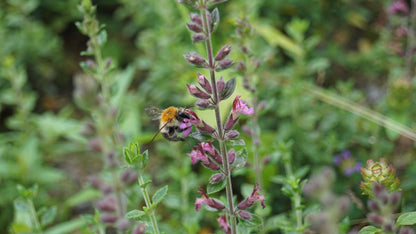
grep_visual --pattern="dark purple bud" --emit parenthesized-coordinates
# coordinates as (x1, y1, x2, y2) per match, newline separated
(100, 213, 117, 223)
(107, 151, 117, 169)
(102, 184, 113, 194)
(88, 137, 102, 153)
(217, 77, 225, 93)
(263, 156, 271, 165)
(81, 122, 95, 136)
(228, 149, 235, 164)
(97, 196, 117, 212)
(121, 169, 138, 185)
(242, 125, 252, 135)
(187, 84, 211, 99)
(215, 45, 232, 61)
(197, 73, 212, 93)
(241, 45, 250, 54)
(89, 176, 104, 189)
(184, 52, 207, 67)
(224, 115, 239, 131)
(86, 59, 96, 70)
(225, 130, 239, 139)
(202, 159, 221, 171)
(190, 13, 203, 25)
(187, 22, 203, 33)
(116, 218, 129, 230)
(368, 213, 383, 226)
(132, 224, 146, 234)
(384, 222, 394, 232)
(192, 33, 206, 43)
(196, 99, 211, 108)
(209, 173, 225, 183)
(368, 200, 380, 212)
(236, 61, 246, 74)
(400, 227, 416, 234)
(216, 59, 233, 71)
(238, 210, 252, 220)
(196, 120, 216, 134)
(390, 192, 401, 207)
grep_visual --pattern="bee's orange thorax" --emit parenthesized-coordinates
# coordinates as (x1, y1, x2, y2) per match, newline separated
(161, 107, 178, 124)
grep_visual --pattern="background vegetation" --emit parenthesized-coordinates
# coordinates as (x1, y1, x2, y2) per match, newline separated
(1, 0, 415, 233)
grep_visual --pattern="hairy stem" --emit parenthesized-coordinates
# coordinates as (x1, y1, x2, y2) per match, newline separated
(200, 2, 237, 233)
(138, 174, 160, 234)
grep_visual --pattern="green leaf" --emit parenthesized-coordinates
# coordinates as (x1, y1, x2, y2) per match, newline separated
(239, 213, 263, 228)
(41, 206, 57, 227)
(140, 150, 149, 169)
(396, 212, 416, 226)
(125, 210, 146, 220)
(207, 178, 226, 195)
(152, 185, 168, 206)
(359, 226, 381, 234)
(44, 219, 85, 234)
(232, 148, 248, 170)
(227, 138, 245, 146)
(219, 77, 236, 100)
(14, 201, 30, 213)
(210, 8, 220, 32)
(271, 175, 286, 184)
(65, 189, 101, 207)
(97, 30, 107, 45)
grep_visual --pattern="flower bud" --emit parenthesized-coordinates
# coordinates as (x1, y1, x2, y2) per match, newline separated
(121, 169, 138, 185)
(368, 200, 380, 212)
(228, 149, 235, 164)
(263, 156, 271, 165)
(187, 22, 203, 33)
(196, 99, 211, 109)
(100, 213, 117, 223)
(236, 61, 246, 74)
(224, 115, 239, 131)
(368, 213, 383, 226)
(192, 33, 206, 43)
(217, 77, 225, 93)
(215, 45, 232, 61)
(89, 176, 104, 189)
(384, 222, 394, 232)
(238, 210, 252, 220)
(187, 84, 211, 99)
(102, 184, 113, 194)
(132, 224, 146, 234)
(196, 121, 216, 134)
(184, 52, 207, 67)
(390, 192, 401, 207)
(190, 13, 202, 25)
(88, 137, 102, 153)
(400, 227, 415, 234)
(202, 159, 220, 171)
(105, 58, 112, 68)
(116, 218, 129, 230)
(225, 130, 239, 139)
(216, 59, 233, 71)
(106, 151, 117, 169)
(197, 73, 212, 93)
(97, 195, 117, 212)
(209, 173, 225, 183)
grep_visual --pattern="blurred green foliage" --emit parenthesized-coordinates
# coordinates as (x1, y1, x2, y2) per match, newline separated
(1, 0, 415, 233)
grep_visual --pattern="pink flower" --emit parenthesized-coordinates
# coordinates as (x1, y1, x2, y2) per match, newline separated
(232, 95, 254, 118)
(180, 109, 200, 137)
(237, 183, 265, 210)
(194, 187, 225, 211)
(186, 146, 206, 164)
(389, 1, 408, 15)
(217, 215, 231, 234)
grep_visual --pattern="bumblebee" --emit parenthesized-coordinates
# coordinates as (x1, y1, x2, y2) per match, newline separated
(145, 106, 191, 142)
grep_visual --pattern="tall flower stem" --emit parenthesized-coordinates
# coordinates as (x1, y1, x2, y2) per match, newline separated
(137, 174, 160, 234)
(199, 1, 237, 232)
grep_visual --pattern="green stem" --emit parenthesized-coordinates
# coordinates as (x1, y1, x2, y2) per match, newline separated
(199, 2, 237, 233)
(283, 160, 303, 231)
(137, 174, 160, 234)
(27, 198, 42, 233)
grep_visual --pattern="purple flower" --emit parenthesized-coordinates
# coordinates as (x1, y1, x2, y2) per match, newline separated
(180, 109, 200, 137)
(217, 214, 231, 234)
(389, 1, 409, 15)
(186, 145, 207, 164)
(194, 187, 225, 211)
(333, 150, 361, 176)
(232, 95, 254, 118)
(237, 183, 265, 210)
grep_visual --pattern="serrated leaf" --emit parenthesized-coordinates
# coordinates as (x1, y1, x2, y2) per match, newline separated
(41, 206, 57, 226)
(232, 148, 248, 170)
(189, 131, 209, 141)
(207, 178, 226, 195)
(140, 150, 149, 169)
(239, 213, 263, 228)
(125, 210, 146, 219)
(219, 77, 236, 100)
(396, 212, 416, 226)
(227, 138, 245, 146)
(152, 185, 168, 206)
(358, 226, 381, 234)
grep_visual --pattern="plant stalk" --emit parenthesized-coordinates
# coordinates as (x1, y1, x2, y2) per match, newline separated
(138, 174, 160, 234)
(200, 2, 237, 233)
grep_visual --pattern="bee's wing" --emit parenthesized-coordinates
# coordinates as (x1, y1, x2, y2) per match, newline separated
(145, 106, 163, 120)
